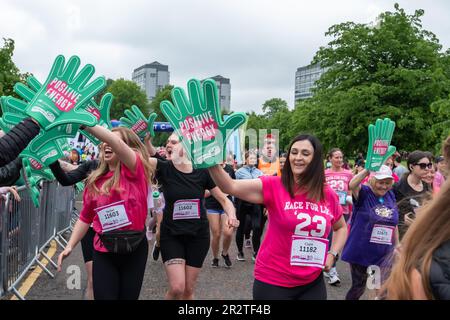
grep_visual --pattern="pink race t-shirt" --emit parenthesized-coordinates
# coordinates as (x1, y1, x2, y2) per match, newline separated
(433, 171, 446, 194)
(255, 176, 343, 287)
(79, 152, 149, 252)
(325, 169, 353, 214)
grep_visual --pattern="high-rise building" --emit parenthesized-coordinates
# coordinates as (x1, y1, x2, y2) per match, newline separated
(132, 62, 170, 101)
(295, 63, 327, 101)
(204, 75, 231, 113)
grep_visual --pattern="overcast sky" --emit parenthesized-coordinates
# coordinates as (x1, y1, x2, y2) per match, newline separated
(1, 0, 449, 114)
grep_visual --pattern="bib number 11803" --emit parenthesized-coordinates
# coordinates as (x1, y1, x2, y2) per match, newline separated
(294, 213, 327, 238)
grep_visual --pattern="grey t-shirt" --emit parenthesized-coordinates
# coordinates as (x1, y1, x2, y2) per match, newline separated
(393, 164, 409, 179)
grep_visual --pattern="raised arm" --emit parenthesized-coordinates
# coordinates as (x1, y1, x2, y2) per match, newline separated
(0, 118, 40, 167)
(208, 165, 264, 204)
(349, 169, 370, 200)
(144, 133, 157, 157)
(83, 125, 136, 171)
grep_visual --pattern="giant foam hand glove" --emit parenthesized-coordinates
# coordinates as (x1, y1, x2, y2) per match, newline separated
(120, 105, 158, 139)
(160, 79, 247, 169)
(23, 55, 106, 130)
(80, 93, 114, 145)
(21, 137, 68, 167)
(75, 182, 85, 193)
(22, 158, 55, 182)
(365, 118, 397, 172)
(21, 169, 41, 208)
(1, 93, 79, 153)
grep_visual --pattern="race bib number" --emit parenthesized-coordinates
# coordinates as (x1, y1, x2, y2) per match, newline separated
(95, 200, 131, 232)
(173, 199, 200, 220)
(337, 191, 347, 205)
(370, 224, 395, 245)
(290, 236, 329, 268)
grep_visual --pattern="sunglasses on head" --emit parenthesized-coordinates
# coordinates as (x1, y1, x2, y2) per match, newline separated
(414, 162, 433, 170)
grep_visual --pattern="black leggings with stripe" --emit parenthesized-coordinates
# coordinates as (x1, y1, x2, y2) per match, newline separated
(92, 238, 148, 300)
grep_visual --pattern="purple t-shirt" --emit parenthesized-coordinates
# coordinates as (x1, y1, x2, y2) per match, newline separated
(342, 185, 398, 267)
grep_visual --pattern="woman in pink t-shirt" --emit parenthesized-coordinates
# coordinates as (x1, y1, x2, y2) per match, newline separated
(208, 134, 348, 300)
(324, 148, 354, 286)
(58, 126, 155, 300)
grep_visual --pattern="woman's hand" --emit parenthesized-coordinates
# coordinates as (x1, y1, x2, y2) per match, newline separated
(9, 186, 21, 202)
(227, 217, 240, 229)
(324, 253, 335, 272)
(57, 246, 73, 272)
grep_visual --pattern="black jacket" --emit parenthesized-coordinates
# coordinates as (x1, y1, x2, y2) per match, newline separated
(0, 118, 40, 167)
(0, 158, 23, 187)
(49, 160, 99, 186)
(429, 239, 450, 300)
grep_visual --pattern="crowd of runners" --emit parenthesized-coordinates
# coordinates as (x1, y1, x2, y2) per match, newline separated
(1, 112, 449, 300)
(0, 59, 448, 301)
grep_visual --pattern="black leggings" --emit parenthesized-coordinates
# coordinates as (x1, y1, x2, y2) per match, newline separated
(81, 227, 95, 263)
(92, 239, 148, 300)
(253, 274, 327, 300)
(235, 200, 263, 253)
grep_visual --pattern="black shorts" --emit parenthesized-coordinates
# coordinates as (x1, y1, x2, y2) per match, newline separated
(81, 227, 95, 263)
(160, 232, 210, 268)
(253, 274, 327, 300)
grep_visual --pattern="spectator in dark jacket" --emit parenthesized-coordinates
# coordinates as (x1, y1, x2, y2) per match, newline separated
(0, 118, 40, 167)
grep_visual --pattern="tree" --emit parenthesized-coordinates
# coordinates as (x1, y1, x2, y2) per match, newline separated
(106, 78, 149, 120)
(0, 38, 29, 115)
(262, 98, 289, 119)
(148, 84, 174, 147)
(295, 4, 450, 156)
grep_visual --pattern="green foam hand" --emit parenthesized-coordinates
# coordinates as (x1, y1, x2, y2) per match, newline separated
(75, 182, 85, 193)
(21, 137, 68, 167)
(120, 105, 158, 139)
(22, 157, 55, 182)
(24, 55, 106, 130)
(80, 93, 114, 145)
(160, 79, 247, 169)
(1, 93, 79, 153)
(365, 118, 397, 172)
(21, 168, 41, 208)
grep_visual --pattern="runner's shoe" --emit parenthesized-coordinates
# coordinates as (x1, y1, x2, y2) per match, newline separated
(237, 252, 245, 261)
(222, 253, 232, 268)
(211, 258, 219, 268)
(328, 267, 341, 286)
(152, 242, 160, 261)
(252, 253, 257, 262)
(245, 239, 252, 248)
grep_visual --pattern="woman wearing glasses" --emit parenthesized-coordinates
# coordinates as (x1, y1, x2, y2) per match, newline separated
(393, 151, 432, 239)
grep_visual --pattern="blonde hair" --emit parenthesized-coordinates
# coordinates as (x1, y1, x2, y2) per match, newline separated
(382, 136, 450, 299)
(86, 127, 155, 196)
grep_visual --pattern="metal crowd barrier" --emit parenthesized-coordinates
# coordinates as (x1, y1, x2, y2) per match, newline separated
(0, 181, 77, 300)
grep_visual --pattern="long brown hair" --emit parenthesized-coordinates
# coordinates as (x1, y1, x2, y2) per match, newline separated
(282, 134, 325, 201)
(382, 137, 450, 299)
(86, 127, 155, 196)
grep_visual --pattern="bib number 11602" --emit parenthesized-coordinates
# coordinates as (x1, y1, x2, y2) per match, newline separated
(294, 213, 327, 238)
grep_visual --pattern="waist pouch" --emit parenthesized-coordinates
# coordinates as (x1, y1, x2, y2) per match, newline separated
(99, 229, 145, 254)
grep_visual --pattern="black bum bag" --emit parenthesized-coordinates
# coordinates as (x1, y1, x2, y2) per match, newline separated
(98, 229, 146, 254)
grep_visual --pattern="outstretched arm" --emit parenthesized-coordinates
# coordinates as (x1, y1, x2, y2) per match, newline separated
(83, 125, 136, 171)
(208, 165, 264, 204)
(0, 118, 40, 167)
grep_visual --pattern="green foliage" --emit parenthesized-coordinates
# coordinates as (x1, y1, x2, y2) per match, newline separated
(106, 78, 149, 120)
(0, 38, 29, 115)
(149, 84, 174, 147)
(292, 4, 450, 156)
